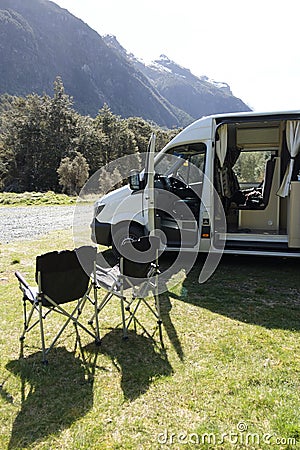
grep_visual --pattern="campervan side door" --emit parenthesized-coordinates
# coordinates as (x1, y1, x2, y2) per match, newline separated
(143, 133, 156, 234)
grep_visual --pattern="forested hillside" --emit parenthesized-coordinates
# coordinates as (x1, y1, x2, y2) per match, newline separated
(0, 79, 177, 193)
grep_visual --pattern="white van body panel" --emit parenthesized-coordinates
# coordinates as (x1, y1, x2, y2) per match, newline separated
(92, 110, 300, 257)
(161, 116, 214, 151)
(95, 185, 146, 227)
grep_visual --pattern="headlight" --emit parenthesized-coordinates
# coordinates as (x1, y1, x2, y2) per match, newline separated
(94, 204, 105, 217)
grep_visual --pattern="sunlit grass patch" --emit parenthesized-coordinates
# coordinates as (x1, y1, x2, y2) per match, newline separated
(0, 234, 299, 449)
(0, 191, 77, 207)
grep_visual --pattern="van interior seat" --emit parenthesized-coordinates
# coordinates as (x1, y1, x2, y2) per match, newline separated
(237, 157, 276, 210)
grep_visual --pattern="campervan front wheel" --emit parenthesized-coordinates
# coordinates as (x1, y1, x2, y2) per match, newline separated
(111, 223, 145, 256)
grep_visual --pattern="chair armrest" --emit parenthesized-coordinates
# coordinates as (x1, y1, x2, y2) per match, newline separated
(15, 271, 38, 302)
(15, 271, 30, 289)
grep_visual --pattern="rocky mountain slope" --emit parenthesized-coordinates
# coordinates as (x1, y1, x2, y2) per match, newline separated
(0, 0, 251, 127)
(104, 35, 250, 122)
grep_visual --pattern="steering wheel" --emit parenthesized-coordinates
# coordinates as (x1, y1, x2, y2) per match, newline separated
(154, 174, 172, 191)
(176, 172, 187, 184)
(168, 175, 186, 190)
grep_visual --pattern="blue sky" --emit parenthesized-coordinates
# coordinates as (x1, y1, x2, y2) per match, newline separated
(54, 0, 300, 113)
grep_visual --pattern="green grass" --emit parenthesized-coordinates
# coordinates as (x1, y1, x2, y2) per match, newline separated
(0, 191, 77, 207)
(0, 231, 300, 449)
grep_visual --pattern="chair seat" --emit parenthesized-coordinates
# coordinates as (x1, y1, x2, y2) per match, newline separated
(94, 264, 121, 291)
(23, 286, 38, 302)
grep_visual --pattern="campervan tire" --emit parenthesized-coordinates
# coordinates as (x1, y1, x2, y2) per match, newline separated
(111, 223, 145, 257)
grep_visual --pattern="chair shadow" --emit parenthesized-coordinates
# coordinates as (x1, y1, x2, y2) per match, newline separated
(173, 254, 300, 331)
(85, 329, 173, 401)
(160, 293, 185, 361)
(6, 346, 98, 449)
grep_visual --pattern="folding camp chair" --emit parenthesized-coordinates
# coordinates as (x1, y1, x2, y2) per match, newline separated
(90, 236, 163, 343)
(15, 246, 100, 364)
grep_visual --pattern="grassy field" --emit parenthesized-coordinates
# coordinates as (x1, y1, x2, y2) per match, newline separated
(0, 192, 77, 207)
(0, 229, 299, 449)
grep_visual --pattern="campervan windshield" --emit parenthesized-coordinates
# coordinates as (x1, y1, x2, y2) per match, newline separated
(154, 143, 206, 186)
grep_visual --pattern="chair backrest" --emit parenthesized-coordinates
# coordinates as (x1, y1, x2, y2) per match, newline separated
(262, 157, 276, 205)
(35, 246, 96, 304)
(121, 236, 160, 279)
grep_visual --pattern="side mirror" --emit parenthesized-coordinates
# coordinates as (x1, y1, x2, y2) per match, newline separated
(129, 170, 142, 191)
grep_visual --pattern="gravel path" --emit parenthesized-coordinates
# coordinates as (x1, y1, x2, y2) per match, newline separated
(0, 205, 76, 244)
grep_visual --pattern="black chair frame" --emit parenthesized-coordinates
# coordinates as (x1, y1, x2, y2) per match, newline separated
(15, 246, 100, 363)
(90, 236, 163, 344)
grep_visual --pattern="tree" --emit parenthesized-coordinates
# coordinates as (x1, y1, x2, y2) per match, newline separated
(155, 127, 180, 152)
(74, 115, 108, 175)
(234, 151, 270, 183)
(57, 152, 89, 195)
(98, 166, 122, 196)
(0, 94, 51, 191)
(0, 78, 82, 191)
(127, 116, 180, 153)
(95, 104, 138, 163)
(0, 88, 181, 193)
(126, 117, 153, 153)
(0, 140, 7, 190)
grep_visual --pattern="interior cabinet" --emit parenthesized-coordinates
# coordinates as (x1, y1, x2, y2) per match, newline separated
(288, 181, 300, 247)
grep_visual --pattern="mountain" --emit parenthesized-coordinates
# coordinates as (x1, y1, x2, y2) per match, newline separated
(141, 55, 249, 119)
(104, 35, 251, 122)
(0, 0, 251, 127)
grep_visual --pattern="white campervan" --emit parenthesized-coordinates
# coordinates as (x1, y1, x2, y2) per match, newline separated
(91, 110, 300, 258)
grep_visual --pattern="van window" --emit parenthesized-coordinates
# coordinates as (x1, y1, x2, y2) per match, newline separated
(234, 150, 272, 189)
(155, 143, 206, 185)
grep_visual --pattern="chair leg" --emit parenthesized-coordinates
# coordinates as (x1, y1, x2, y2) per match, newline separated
(92, 288, 101, 345)
(120, 296, 128, 339)
(89, 289, 113, 324)
(45, 298, 100, 349)
(154, 293, 164, 347)
(123, 292, 164, 346)
(20, 299, 35, 342)
(21, 298, 27, 339)
(45, 311, 74, 355)
(125, 297, 141, 330)
(38, 298, 48, 365)
(81, 283, 100, 344)
(88, 282, 98, 325)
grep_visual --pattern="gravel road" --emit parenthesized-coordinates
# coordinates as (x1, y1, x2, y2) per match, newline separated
(0, 205, 76, 244)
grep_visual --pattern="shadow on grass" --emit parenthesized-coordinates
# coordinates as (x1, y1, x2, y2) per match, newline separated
(85, 329, 173, 401)
(6, 346, 98, 449)
(6, 330, 172, 447)
(160, 293, 185, 361)
(173, 254, 300, 331)
(93, 249, 300, 363)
